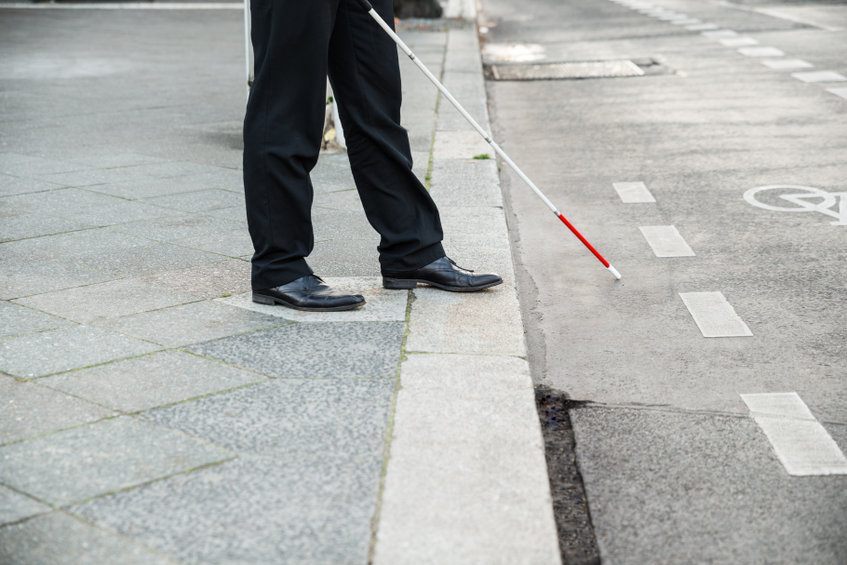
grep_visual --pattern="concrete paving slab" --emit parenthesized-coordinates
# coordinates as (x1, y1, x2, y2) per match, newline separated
(0, 226, 151, 261)
(405, 286, 525, 356)
(429, 158, 502, 207)
(0, 212, 90, 243)
(96, 300, 284, 348)
(0, 174, 64, 197)
(13, 279, 199, 324)
(0, 416, 232, 506)
(0, 512, 178, 565)
(39, 350, 266, 414)
(0, 485, 51, 527)
(0, 153, 86, 177)
(105, 212, 242, 243)
(374, 354, 560, 565)
(0, 376, 115, 444)
(144, 188, 243, 214)
(170, 227, 254, 258)
(433, 130, 493, 161)
(187, 321, 405, 380)
(309, 238, 381, 277)
(218, 279, 407, 323)
(0, 257, 118, 301)
(0, 325, 162, 380)
(143, 378, 394, 458)
(571, 407, 847, 564)
(0, 301, 73, 338)
(74, 241, 229, 278)
(71, 455, 381, 565)
(137, 258, 251, 300)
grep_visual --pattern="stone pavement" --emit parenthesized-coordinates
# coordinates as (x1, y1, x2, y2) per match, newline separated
(0, 3, 560, 564)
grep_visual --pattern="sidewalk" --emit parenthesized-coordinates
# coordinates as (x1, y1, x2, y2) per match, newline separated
(0, 3, 560, 564)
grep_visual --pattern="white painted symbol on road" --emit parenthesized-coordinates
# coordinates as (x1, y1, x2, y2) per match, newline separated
(744, 185, 847, 226)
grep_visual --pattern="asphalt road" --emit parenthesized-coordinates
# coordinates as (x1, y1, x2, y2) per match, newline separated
(479, 0, 847, 562)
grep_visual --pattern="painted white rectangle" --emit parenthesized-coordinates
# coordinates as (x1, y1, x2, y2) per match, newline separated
(672, 18, 702, 26)
(613, 181, 655, 203)
(741, 392, 847, 476)
(762, 59, 813, 70)
(721, 37, 758, 47)
(639, 226, 695, 257)
(679, 292, 752, 337)
(687, 23, 719, 31)
(792, 71, 847, 83)
(827, 87, 847, 99)
(739, 47, 785, 57)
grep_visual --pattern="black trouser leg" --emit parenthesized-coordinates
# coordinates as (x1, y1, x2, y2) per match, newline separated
(243, 0, 444, 290)
(328, 0, 444, 275)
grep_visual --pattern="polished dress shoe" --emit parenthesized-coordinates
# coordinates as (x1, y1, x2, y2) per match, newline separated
(252, 275, 365, 311)
(383, 256, 502, 292)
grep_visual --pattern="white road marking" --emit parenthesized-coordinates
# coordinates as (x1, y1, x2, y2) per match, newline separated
(791, 71, 847, 83)
(762, 59, 814, 70)
(739, 47, 785, 57)
(687, 23, 720, 31)
(741, 392, 847, 476)
(827, 87, 847, 99)
(672, 18, 702, 26)
(679, 292, 752, 337)
(639, 226, 695, 257)
(721, 37, 759, 47)
(613, 182, 656, 203)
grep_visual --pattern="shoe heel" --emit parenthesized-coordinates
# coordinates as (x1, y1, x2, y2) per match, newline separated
(251, 293, 276, 305)
(383, 277, 417, 290)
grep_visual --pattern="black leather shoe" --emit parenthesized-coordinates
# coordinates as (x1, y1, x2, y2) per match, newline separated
(383, 257, 502, 292)
(252, 275, 365, 312)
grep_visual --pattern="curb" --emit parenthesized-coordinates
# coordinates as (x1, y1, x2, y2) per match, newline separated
(372, 13, 563, 565)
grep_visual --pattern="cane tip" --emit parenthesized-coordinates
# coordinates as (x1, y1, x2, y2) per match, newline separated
(608, 265, 622, 280)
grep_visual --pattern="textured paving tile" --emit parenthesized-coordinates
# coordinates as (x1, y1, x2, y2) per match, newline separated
(187, 321, 404, 379)
(144, 378, 394, 457)
(0, 376, 115, 444)
(217, 277, 408, 323)
(406, 286, 525, 356)
(0, 417, 232, 506)
(138, 258, 252, 299)
(0, 153, 85, 177)
(106, 213, 242, 243)
(0, 512, 179, 565)
(74, 242, 228, 278)
(144, 188, 243, 214)
(0, 257, 117, 300)
(309, 239, 381, 277)
(40, 351, 266, 413)
(171, 227, 254, 258)
(0, 227, 150, 262)
(71, 455, 381, 565)
(96, 300, 284, 347)
(0, 212, 90, 243)
(0, 325, 162, 379)
(13, 279, 199, 324)
(0, 301, 74, 338)
(1, 188, 172, 226)
(429, 158, 503, 207)
(0, 485, 51, 526)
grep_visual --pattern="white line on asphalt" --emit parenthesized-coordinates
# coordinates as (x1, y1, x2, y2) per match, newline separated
(0, 2, 241, 8)
(687, 23, 720, 31)
(672, 19, 702, 26)
(739, 47, 785, 57)
(791, 71, 847, 83)
(721, 37, 759, 47)
(613, 182, 656, 203)
(639, 226, 695, 257)
(741, 392, 847, 476)
(762, 59, 814, 70)
(827, 87, 847, 99)
(679, 292, 753, 337)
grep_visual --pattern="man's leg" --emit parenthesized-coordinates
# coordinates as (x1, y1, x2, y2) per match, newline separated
(327, 0, 446, 276)
(243, 0, 336, 290)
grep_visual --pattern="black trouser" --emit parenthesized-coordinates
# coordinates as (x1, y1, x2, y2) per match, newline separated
(243, 0, 445, 290)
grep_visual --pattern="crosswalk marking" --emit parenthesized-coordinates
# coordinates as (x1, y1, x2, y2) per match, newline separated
(613, 181, 655, 203)
(639, 226, 695, 257)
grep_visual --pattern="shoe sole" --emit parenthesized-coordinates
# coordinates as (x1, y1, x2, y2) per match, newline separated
(252, 292, 365, 312)
(382, 277, 503, 292)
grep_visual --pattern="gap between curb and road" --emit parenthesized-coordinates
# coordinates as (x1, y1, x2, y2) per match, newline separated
(370, 1, 562, 563)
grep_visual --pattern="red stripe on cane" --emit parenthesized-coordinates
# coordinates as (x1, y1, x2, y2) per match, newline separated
(558, 214, 611, 268)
